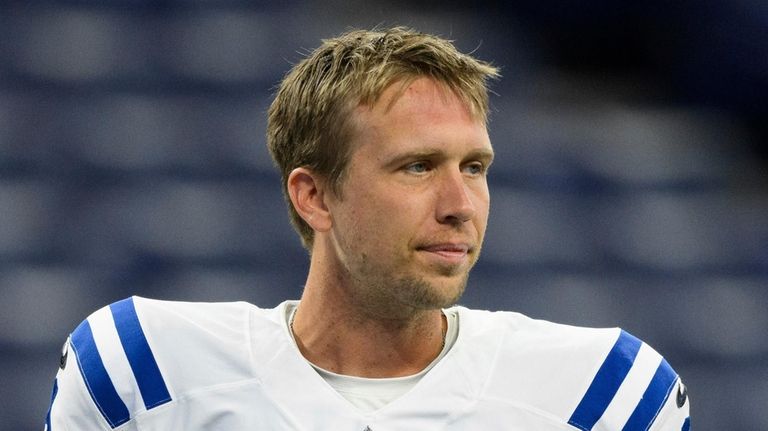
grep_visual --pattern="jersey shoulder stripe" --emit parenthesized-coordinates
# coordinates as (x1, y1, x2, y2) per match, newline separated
(70, 297, 172, 428)
(567, 329, 679, 431)
(622, 358, 677, 431)
(70, 319, 131, 428)
(109, 298, 172, 409)
(568, 330, 642, 431)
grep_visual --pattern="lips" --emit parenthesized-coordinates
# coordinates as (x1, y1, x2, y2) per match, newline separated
(416, 242, 472, 263)
(419, 243, 470, 254)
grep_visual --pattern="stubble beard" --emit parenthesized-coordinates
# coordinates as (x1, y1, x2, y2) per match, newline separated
(348, 253, 471, 321)
(389, 272, 468, 310)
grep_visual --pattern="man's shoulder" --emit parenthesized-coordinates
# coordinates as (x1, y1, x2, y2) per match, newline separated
(454, 306, 622, 349)
(74, 296, 268, 351)
(53, 296, 289, 429)
(70, 296, 284, 374)
(454, 306, 670, 382)
(451, 307, 689, 430)
(68, 297, 257, 382)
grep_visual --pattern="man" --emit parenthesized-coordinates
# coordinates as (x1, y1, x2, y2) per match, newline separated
(45, 27, 690, 430)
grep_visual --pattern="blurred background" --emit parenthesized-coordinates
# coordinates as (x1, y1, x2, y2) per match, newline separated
(1, 0, 766, 429)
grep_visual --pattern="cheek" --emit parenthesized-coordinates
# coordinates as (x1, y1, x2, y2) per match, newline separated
(473, 190, 491, 229)
(352, 191, 422, 239)
(478, 192, 490, 216)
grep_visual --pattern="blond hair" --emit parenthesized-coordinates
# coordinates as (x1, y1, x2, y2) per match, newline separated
(267, 27, 499, 248)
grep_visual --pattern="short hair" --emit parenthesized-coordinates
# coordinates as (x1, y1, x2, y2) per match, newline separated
(267, 27, 500, 249)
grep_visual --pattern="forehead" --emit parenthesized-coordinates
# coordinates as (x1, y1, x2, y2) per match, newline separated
(351, 78, 482, 134)
(347, 77, 492, 158)
(369, 77, 477, 121)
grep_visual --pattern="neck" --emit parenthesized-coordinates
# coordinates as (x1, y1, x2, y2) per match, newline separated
(290, 251, 447, 378)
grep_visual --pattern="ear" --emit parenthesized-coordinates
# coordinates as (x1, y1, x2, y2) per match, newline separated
(287, 167, 333, 233)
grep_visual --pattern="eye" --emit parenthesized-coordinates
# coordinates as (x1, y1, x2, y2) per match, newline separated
(463, 162, 486, 176)
(405, 161, 431, 174)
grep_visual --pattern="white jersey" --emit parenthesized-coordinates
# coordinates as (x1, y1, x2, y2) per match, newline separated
(45, 296, 690, 430)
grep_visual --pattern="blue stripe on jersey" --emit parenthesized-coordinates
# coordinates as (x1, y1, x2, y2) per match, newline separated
(681, 417, 690, 431)
(622, 359, 678, 431)
(568, 330, 642, 431)
(71, 320, 130, 428)
(110, 297, 172, 409)
(45, 378, 58, 431)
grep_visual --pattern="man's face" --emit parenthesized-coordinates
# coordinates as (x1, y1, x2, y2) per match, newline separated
(324, 77, 493, 317)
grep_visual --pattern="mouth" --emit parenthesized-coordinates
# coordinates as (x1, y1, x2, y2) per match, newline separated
(416, 243, 472, 265)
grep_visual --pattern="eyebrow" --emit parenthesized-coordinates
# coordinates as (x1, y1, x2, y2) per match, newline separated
(383, 147, 495, 169)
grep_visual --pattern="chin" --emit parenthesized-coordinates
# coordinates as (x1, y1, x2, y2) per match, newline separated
(411, 276, 467, 310)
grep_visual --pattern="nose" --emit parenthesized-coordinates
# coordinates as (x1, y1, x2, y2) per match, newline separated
(435, 170, 476, 225)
